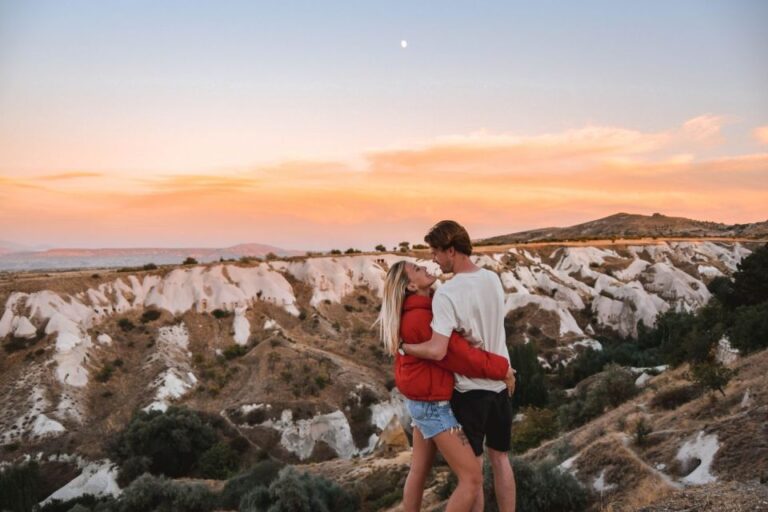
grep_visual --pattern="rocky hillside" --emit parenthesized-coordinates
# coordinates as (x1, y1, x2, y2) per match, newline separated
(479, 212, 768, 244)
(0, 240, 762, 508)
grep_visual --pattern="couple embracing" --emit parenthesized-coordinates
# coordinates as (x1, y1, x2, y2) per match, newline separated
(377, 220, 516, 512)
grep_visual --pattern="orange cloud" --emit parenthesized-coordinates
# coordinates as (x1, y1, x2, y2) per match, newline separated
(35, 172, 104, 181)
(754, 125, 768, 145)
(1, 115, 765, 249)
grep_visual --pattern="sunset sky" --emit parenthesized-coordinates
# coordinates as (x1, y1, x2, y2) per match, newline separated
(1, 0, 766, 250)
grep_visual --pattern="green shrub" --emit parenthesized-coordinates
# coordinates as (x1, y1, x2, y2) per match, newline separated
(142, 263, 158, 270)
(118, 318, 135, 332)
(197, 442, 239, 479)
(212, 309, 231, 319)
(483, 457, 588, 512)
(118, 473, 216, 512)
(239, 467, 357, 512)
(510, 407, 559, 453)
(183, 257, 198, 265)
(690, 361, 736, 396)
(635, 418, 652, 446)
(218, 460, 285, 510)
(508, 342, 549, 410)
(650, 384, 702, 410)
(141, 309, 162, 323)
(223, 344, 248, 360)
(558, 364, 637, 430)
(731, 243, 768, 307)
(108, 407, 217, 478)
(0, 461, 43, 512)
(95, 362, 115, 383)
(117, 456, 151, 487)
(730, 302, 768, 353)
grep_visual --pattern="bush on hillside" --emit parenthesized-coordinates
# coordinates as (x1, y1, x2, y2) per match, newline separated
(108, 407, 217, 480)
(239, 467, 358, 512)
(482, 457, 588, 512)
(223, 344, 248, 359)
(183, 257, 198, 265)
(118, 474, 216, 512)
(141, 309, 162, 323)
(118, 318, 135, 332)
(650, 383, 703, 410)
(731, 243, 768, 307)
(508, 342, 549, 410)
(510, 407, 559, 453)
(690, 361, 736, 396)
(197, 442, 239, 479)
(0, 461, 43, 512)
(218, 460, 285, 510)
(729, 302, 768, 353)
(558, 364, 637, 430)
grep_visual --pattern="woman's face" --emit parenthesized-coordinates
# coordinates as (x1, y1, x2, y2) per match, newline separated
(404, 263, 437, 292)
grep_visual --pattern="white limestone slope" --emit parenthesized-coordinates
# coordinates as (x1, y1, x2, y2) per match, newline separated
(0, 241, 753, 457)
(41, 460, 121, 505)
(235, 392, 409, 461)
(143, 323, 197, 412)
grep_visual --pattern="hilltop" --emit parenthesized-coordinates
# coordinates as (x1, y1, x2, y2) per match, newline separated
(479, 212, 768, 245)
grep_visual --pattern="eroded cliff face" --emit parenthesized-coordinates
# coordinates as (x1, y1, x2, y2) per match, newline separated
(0, 241, 753, 468)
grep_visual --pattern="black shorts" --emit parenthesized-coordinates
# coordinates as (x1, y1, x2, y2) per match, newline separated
(450, 389, 512, 456)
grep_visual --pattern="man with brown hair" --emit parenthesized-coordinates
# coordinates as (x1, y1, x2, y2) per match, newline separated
(402, 220, 516, 512)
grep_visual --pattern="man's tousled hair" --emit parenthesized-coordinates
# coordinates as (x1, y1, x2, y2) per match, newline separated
(424, 220, 472, 256)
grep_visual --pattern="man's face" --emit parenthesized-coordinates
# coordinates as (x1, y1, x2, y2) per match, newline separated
(430, 246, 454, 273)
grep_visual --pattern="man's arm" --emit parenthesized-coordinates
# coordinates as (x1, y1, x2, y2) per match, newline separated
(402, 331, 450, 360)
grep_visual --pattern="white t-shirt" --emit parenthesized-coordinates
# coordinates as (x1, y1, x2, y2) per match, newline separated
(431, 267, 510, 393)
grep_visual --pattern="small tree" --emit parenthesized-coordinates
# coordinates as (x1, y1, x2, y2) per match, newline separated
(183, 257, 198, 265)
(634, 417, 652, 446)
(398, 241, 410, 251)
(374, 244, 386, 252)
(330, 249, 342, 255)
(265, 252, 278, 261)
(690, 361, 736, 396)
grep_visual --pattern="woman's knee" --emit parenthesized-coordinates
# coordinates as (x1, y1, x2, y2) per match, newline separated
(457, 468, 483, 491)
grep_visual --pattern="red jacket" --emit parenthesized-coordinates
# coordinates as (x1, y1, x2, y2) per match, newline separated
(395, 294, 510, 401)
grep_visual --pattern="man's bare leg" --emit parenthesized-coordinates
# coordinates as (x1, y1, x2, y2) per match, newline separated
(487, 448, 516, 512)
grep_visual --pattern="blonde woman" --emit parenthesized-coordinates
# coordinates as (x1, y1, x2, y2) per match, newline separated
(378, 261, 515, 512)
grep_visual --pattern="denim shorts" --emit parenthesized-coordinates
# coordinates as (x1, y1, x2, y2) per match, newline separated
(404, 398, 462, 440)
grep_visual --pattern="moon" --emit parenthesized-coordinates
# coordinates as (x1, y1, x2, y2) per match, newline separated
(401, 40, 408, 49)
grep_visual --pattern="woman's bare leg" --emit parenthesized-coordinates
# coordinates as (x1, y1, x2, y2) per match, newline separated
(402, 427, 437, 512)
(433, 429, 483, 512)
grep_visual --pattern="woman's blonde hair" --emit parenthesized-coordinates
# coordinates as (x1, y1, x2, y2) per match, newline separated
(376, 261, 411, 356)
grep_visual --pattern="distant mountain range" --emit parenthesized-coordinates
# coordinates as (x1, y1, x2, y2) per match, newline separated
(479, 212, 768, 245)
(0, 243, 303, 272)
